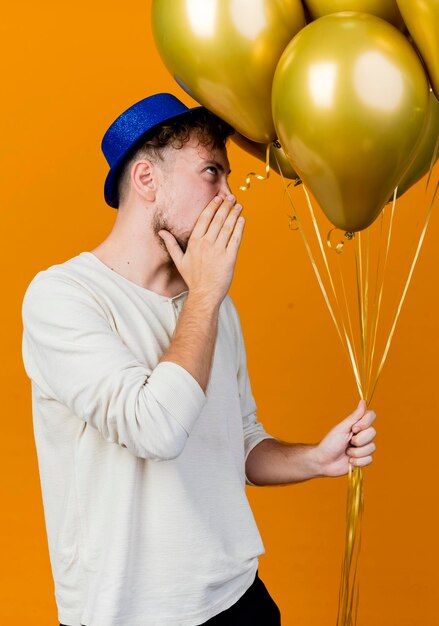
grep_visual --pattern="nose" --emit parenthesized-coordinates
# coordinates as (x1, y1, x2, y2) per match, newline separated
(218, 179, 232, 199)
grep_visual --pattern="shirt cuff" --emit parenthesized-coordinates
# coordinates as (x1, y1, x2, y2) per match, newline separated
(244, 434, 276, 486)
(147, 360, 207, 435)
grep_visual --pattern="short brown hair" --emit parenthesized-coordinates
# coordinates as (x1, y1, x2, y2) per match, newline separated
(116, 109, 234, 207)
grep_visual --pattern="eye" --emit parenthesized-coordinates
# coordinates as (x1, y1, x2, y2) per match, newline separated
(205, 165, 219, 176)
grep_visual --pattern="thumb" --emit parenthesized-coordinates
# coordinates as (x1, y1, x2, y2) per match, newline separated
(355, 398, 367, 414)
(338, 399, 367, 432)
(158, 230, 184, 267)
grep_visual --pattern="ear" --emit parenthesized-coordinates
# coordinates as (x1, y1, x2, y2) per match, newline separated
(131, 159, 157, 202)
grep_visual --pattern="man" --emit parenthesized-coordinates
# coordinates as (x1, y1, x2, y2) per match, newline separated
(21, 93, 377, 626)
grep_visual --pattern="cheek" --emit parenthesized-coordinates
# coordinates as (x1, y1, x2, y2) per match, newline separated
(182, 188, 213, 219)
(165, 203, 198, 237)
(161, 175, 216, 231)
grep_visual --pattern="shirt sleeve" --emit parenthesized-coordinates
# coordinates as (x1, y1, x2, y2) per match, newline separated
(226, 296, 275, 485)
(21, 272, 207, 461)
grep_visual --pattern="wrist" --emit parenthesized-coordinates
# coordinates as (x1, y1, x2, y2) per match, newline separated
(186, 289, 222, 313)
(302, 443, 327, 479)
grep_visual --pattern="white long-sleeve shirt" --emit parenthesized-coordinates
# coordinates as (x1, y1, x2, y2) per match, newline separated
(21, 251, 273, 626)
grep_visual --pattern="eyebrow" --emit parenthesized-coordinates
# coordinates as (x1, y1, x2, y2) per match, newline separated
(203, 159, 232, 175)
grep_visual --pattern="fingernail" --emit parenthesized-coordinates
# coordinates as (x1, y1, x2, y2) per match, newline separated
(227, 194, 235, 202)
(214, 196, 221, 203)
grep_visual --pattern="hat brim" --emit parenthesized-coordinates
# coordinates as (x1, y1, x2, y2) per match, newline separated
(104, 105, 205, 209)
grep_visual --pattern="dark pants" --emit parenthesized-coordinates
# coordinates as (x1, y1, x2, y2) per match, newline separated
(60, 570, 281, 626)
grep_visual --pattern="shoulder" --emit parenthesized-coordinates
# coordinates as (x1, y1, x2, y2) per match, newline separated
(22, 251, 113, 301)
(22, 254, 107, 323)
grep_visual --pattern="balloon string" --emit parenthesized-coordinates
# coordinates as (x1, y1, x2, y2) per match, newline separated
(355, 233, 366, 391)
(365, 191, 397, 401)
(338, 173, 437, 623)
(368, 154, 437, 404)
(337, 464, 363, 626)
(335, 253, 360, 380)
(364, 230, 370, 394)
(301, 184, 364, 397)
(336, 234, 364, 626)
(366, 211, 384, 397)
(327, 228, 354, 253)
(273, 155, 343, 342)
(274, 151, 437, 626)
(272, 156, 365, 626)
(356, 228, 370, 397)
(272, 154, 439, 625)
(368, 179, 438, 404)
(272, 152, 363, 397)
(239, 144, 271, 191)
(366, 205, 388, 400)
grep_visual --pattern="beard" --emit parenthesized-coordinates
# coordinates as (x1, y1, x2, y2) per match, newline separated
(152, 207, 190, 255)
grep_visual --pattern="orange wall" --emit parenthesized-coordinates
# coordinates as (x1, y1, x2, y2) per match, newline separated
(2, 1, 438, 624)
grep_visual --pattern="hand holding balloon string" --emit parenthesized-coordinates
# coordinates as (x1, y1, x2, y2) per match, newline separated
(314, 400, 377, 478)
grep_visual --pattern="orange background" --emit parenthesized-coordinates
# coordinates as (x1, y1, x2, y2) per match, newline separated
(2, 1, 438, 624)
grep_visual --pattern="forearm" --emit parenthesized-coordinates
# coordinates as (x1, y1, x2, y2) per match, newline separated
(245, 438, 325, 486)
(157, 194, 245, 394)
(159, 292, 220, 394)
(245, 401, 378, 484)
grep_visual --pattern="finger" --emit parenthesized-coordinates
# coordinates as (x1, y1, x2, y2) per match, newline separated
(215, 204, 244, 247)
(225, 216, 246, 253)
(204, 194, 238, 242)
(190, 195, 224, 240)
(349, 455, 373, 467)
(347, 442, 376, 458)
(338, 399, 367, 432)
(351, 426, 376, 447)
(158, 230, 184, 267)
(352, 410, 376, 434)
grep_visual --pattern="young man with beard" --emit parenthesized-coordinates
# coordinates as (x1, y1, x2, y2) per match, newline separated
(21, 93, 377, 626)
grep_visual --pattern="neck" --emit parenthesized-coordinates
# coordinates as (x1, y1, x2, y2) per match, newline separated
(90, 205, 188, 298)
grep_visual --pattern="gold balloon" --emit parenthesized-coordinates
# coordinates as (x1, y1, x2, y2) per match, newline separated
(272, 12, 429, 232)
(395, 89, 439, 198)
(304, 0, 405, 29)
(232, 133, 299, 180)
(152, 0, 306, 143)
(397, 0, 439, 100)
